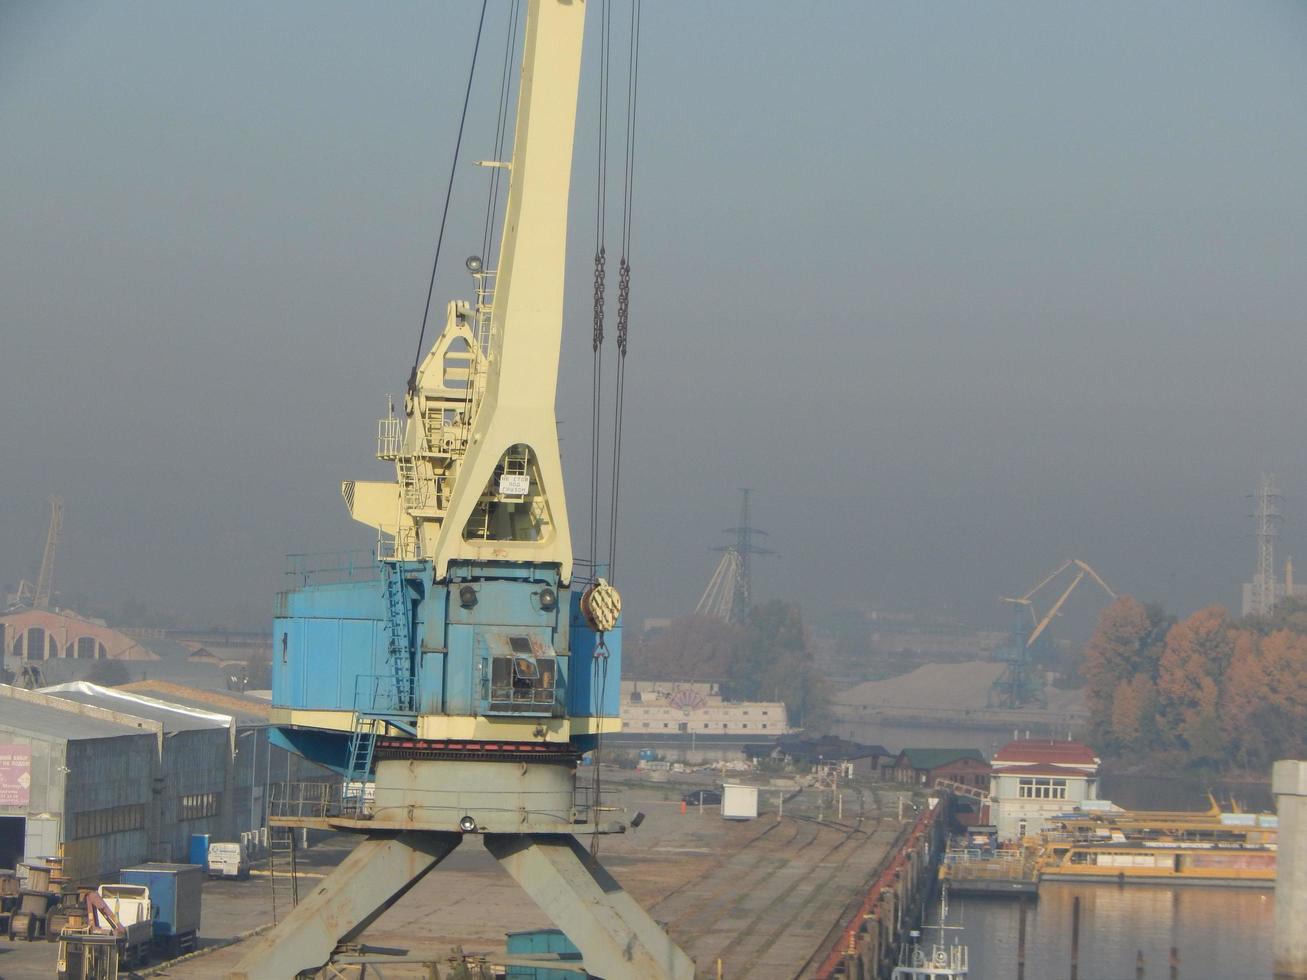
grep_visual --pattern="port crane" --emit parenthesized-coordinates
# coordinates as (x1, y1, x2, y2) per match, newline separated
(9, 497, 62, 611)
(236, 4, 692, 978)
(990, 559, 1115, 709)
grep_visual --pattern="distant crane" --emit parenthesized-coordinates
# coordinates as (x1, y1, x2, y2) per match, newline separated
(990, 558, 1116, 709)
(34, 496, 63, 610)
(10, 497, 62, 611)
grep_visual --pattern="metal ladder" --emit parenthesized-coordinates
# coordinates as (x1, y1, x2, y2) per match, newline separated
(267, 826, 299, 919)
(345, 717, 378, 785)
(383, 561, 417, 713)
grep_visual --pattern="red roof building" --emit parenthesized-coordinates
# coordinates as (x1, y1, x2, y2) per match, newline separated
(992, 739, 1100, 769)
(989, 739, 1101, 841)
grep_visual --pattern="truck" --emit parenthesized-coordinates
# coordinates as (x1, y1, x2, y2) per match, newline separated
(57, 866, 202, 978)
(57, 886, 154, 978)
(206, 841, 249, 880)
(117, 863, 203, 955)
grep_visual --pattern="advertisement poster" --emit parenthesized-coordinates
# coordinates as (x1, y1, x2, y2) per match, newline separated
(0, 744, 32, 807)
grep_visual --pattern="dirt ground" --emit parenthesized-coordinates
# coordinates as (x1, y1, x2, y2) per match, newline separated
(0, 772, 913, 980)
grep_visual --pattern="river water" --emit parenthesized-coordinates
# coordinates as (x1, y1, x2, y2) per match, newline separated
(834, 720, 1277, 977)
(925, 882, 1274, 979)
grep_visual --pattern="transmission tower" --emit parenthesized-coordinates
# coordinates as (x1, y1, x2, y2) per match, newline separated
(713, 489, 775, 624)
(1249, 473, 1283, 616)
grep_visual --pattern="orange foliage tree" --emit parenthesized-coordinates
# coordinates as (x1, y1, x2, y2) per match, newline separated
(1083, 597, 1307, 770)
(1156, 606, 1232, 760)
(1081, 596, 1167, 746)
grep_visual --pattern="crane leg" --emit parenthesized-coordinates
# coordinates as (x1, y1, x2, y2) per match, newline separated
(227, 831, 460, 980)
(485, 833, 695, 980)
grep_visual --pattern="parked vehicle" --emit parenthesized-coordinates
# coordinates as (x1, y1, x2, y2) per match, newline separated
(118, 863, 203, 955)
(682, 789, 722, 806)
(207, 841, 250, 880)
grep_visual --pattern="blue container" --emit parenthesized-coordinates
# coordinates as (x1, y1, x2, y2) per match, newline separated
(188, 833, 210, 868)
(119, 863, 203, 940)
(505, 928, 582, 979)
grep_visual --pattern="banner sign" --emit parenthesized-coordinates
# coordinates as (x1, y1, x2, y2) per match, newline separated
(0, 744, 32, 807)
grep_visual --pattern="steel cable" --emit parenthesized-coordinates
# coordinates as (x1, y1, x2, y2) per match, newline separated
(410, 0, 490, 391)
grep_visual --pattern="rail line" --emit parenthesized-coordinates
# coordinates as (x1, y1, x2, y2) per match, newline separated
(721, 787, 876, 976)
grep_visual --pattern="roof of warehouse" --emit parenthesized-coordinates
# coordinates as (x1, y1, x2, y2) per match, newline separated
(117, 680, 271, 726)
(0, 695, 155, 742)
(39, 682, 232, 732)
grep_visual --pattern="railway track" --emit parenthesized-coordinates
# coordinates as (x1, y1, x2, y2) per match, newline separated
(652, 783, 911, 979)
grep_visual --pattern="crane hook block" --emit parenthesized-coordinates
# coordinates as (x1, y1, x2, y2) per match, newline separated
(581, 578, 622, 633)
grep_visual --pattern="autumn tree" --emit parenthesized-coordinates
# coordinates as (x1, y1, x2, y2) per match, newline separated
(1155, 606, 1233, 760)
(624, 615, 748, 682)
(626, 601, 829, 728)
(1081, 596, 1168, 743)
(1222, 628, 1307, 769)
(1108, 673, 1157, 750)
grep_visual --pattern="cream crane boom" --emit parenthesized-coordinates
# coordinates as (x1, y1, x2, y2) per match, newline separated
(345, 0, 583, 582)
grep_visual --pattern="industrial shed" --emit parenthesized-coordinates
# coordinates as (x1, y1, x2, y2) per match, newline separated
(40, 682, 235, 864)
(118, 680, 329, 837)
(0, 686, 158, 882)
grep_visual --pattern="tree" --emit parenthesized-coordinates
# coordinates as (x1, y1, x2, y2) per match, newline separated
(627, 602, 828, 728)
(1082, 597, 1167, 742)
(625, 615, 749, 682)
(1156, 606, 1233, 753)
(1223, 628, 1307, 768)
(1108, 673, 1156, 751)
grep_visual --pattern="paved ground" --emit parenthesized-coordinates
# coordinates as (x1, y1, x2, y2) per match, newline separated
(0, 773, 910, 980)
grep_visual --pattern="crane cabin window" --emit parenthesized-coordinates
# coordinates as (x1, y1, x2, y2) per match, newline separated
(484, 634, 559, 715)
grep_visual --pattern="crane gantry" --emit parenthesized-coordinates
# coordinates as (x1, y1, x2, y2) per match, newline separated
(991, 559, 1116, 709)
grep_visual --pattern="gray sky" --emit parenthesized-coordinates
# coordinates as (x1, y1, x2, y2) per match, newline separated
(3, 1, 1306, 635)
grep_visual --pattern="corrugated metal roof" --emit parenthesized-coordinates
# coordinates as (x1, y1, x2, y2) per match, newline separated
(39, 682, 232, 732)
(0, 697, 154, 742)
(117, 681, 271, 726)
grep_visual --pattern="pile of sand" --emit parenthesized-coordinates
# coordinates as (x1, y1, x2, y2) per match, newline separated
(832, 661, 1006, 711)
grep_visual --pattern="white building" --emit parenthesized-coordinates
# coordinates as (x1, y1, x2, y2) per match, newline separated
(989, 739, 1100, 841)
(619, 680, 789, 738)
(1241, 558, 1307, 617)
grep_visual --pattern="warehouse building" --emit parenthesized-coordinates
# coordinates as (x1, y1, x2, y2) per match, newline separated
(41, 682, 236, 864)
(118, 680, 326, 835)
(0, 685, 160, 881)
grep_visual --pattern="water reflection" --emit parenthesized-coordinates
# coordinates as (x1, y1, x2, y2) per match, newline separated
(926, 883, 1273, 979)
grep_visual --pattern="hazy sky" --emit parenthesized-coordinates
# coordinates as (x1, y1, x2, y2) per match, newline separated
(3, 1, 1307, 635)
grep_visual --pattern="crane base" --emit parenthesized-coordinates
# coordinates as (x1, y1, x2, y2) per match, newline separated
(227, 830, 693, 980)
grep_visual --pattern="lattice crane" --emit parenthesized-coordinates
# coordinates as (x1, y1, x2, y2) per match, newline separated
(991, 559, 1116, 709)
(33, 496, 63, 611)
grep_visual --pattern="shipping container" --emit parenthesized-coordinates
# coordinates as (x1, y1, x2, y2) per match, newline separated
(722, 783, 759, 820)
(119, 862, 202, 954)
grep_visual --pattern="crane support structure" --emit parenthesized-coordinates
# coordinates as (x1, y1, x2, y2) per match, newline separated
(991, 559, 1116, 709)
(246, 3, 694, 978)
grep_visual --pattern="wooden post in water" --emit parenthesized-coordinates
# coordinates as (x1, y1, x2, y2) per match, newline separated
(1136, 949, 1145, 978)
(1017, 896, 1027, 980)
(1070, 895, 1080, 980)
(1169, 945, 1179, 979)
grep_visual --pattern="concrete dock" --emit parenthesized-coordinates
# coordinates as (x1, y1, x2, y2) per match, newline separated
(0, 772, 911, 980)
